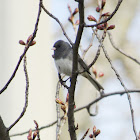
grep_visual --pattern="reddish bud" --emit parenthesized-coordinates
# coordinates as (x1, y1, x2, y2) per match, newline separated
(61, 105, 66, 113)
(93, 69, 97, 77)
(66, 93, 69, 102)
(68, 4, 72, 13)
(107, 25, 115, 30)
(101, 0, 106, 9)
(89, 134, 93, 138)
(97, 24, 106, 30)
(87, 15, 97, 22)
(99, 72, 104, 77)
(94, 129, 101, 137)
(93, 126, 96, 133)
(75, 20, 79, 25)
(96, 6, 100, 12)
(102, 12, 111, 17)
(27, 34, 33, 43)
(56, 98, 64, 105)
(68, 16, 73, 23)
(27, 129, 32, 140)
(73, 8, 79, 16)
(30, 40, 36, 46)
(33, 131, 37, 139)
(19, 40, 25, 45)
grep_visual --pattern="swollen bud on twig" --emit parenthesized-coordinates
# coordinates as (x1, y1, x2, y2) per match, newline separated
(87, 15, 97, 22)
(107, 25, 115, 30)
(89, 134, 93, 138)
(27, 129, 32, 140)
(94, 129, 101, 137)
(56, 98, 65, 105)
(99, 72, 104, 77)
(73, 8, 79, 16)
(97, 24, 106, 30)
(61, 105, 66, 113)
(67, 4, 72, 13)
(30, 40, 36, 46)
(102, 12, 111, 17)
(101, 0, 106, 9)
(96, 6, 100, 12)
(19, 40, 25, 45)
(27, 34, 33, 43)
(66, 93, 69, 102)
(75, 20, 79, 25)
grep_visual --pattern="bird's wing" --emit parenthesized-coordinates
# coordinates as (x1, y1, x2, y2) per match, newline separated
(78, 56, 91, 75)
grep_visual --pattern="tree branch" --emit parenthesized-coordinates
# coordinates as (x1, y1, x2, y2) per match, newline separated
(10, 89, 140, 137)
(94, 29, 138, 139)
(108, 31, 140, 65)
(68, 1, 85, 140)
(0, 116, 10, 140)
(41, 2, 73, 45)
(85, 0, 124, 27)
(0, 0, 42, 95)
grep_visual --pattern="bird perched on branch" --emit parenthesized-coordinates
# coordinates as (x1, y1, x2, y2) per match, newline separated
(52, 40, 104, 91)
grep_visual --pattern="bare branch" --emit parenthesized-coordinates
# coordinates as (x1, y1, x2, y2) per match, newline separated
(85, 0, 124, 27)
(41, 2, 73, 45)
(10, 89, 140, 137)
(0, 0, 42, 95)
(108, 31, 140, 65)
(94, 29, 138, 139)
(56, 82, 61, 140)
(8, 48, 29, 131)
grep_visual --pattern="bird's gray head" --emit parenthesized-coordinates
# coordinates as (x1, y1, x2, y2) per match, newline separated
(52, 40, 71, 59)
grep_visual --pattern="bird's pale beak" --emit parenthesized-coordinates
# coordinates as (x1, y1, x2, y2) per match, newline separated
(51, 47, 56, 50)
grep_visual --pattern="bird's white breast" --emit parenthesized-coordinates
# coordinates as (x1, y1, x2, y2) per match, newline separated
(55, 58, 72, 76)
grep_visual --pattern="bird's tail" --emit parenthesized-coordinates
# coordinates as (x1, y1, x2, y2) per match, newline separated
(83, 72, 104, 91)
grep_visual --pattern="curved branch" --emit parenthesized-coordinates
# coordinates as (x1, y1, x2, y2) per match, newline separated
(10, 89, 140, 137)
(108, 31, 140, 65)
(0, 0, 42, 95)
(41, 2, 73, 45)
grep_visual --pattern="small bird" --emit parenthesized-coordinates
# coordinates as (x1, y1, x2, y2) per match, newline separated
(52, 40, 104, 91)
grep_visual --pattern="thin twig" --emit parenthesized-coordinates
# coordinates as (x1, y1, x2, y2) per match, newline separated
(56, 82, 61, 140)
(8, 50, 29, 131)
(85, 0, 123, 27)
(41, 2, 73, 45)
(0, 0, 42, 95)
(10, 89, 140, 137)
(108, 31, 140, 65)
(95, 29, 138, 139)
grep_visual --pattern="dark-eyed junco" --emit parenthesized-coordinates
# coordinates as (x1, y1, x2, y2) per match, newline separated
(52, 40, 104, 91)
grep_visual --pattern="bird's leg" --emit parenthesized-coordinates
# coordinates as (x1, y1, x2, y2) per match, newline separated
(58, 73, 69, 89)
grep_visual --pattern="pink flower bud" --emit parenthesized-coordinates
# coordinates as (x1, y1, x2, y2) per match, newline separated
(101, 0, 106, 9)
(96, 6, 100, 12)
(19, 40, 25, 45)
(94, 129, 101, 137)
(27, 34, 33, 43)
(56, 98, 64, 105)
(75, 20, 79, 25)
(73, 8, 79, 16)
(87, 15, 97, 22)
(107, 25, 115, 30)
(30, 40, 36, 46)
(99, 72, 104, 77)
(89, 134, 93, 138)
